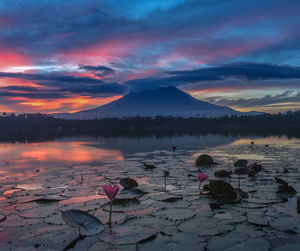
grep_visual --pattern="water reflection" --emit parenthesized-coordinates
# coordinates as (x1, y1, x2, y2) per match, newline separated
(0, 141, 124, 167)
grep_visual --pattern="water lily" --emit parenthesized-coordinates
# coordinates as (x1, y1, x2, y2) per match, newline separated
(103, 184, 119, 228)
(198, 172, 208, 191)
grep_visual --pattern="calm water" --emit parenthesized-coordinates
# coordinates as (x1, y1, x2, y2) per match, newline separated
(1, 134, 300, 250)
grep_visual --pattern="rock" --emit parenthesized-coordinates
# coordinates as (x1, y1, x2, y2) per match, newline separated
(247, 169, 257, 177)
(143, 163, 157, 169)
(209, 203, 221, 210)
(234, 159, 248, 168)
(248, 162, 262, 172)
(196, 154, 218, 166)
(234, 166, 248, 175)
(206, 180, 237, 201)
(120, 178, 138, 189)
(215, 170, 232, 178)
(247, 162, 262, 177)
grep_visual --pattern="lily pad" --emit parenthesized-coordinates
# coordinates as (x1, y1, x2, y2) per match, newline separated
(102, 199, 148, 213)
(147, 192, 183, 202)
(62, 210, 104, 236)
(177, 216, 235, 236)
(228, 237, 271, 251)
(152, 200, 191, 209)
(88, 241, 136, 250)
(269, 215, 300, 233)
(207, 232, 249, 251)
(152, 208, 195, 221)
(247, 211, 269, 226)
(123, 215, 174, 228)
(100, 225, 158, 245)
(137, 233, 206, 251)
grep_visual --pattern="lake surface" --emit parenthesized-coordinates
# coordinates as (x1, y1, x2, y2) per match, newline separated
(1, 135, 300, 250)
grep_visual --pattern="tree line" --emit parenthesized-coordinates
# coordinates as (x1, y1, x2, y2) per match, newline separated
(0, 111, 299, 142)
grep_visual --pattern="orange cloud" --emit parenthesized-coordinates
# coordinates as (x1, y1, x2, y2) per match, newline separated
(9, 95, 122, 113)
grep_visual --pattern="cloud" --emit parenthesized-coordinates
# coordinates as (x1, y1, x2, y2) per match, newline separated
(78, 64, 115, 77)
(204, 90, 300, 109)
(0, 72, 104, 84)
(0, 71, 127, 100)
(125, 63, 300, 92)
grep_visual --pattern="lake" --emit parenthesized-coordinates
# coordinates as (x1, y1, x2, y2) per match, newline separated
(0, 134, 300, 250)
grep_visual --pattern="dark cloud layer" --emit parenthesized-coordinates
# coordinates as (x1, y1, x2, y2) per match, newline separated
(79, 65, 115, 77)
(125, 63, 300, 92)
(205, 91, 300, 110)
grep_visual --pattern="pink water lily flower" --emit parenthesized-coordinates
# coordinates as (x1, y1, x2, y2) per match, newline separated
(198, 172, 208, 182)
(103, 184, 119, 229)
(103, 184, 119, 201)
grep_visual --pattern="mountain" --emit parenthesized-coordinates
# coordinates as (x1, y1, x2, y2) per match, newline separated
(55, 86, 243, 119)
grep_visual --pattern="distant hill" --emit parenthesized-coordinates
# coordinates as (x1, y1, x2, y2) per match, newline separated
(54, 86, 244, 119)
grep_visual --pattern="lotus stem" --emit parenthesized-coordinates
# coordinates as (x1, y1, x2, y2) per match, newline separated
(164, 176, 166, 190)
(238, 177, 240, 189)
(199, 181, 202, 191)
(109, 201, 112, 229)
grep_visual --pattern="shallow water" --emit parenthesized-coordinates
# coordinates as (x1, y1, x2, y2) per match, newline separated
(0, 135, 300, 250)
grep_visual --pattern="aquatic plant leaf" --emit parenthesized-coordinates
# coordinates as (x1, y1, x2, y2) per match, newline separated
(137, 233, 206, 251)
(207, 232, 249, 251)
(62, 210, 104, 236)
(228, 237, 271, 251)
(100, 225, 157, 245)
(269, 215, 300, 232)
(152, 208, 195, 221)
(152, 200, 191, 209)
(177, 216, 235, 236)
(247, 212, 269, 226)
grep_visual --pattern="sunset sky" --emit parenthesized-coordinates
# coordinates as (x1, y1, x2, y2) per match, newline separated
(0, 0, 300, 114)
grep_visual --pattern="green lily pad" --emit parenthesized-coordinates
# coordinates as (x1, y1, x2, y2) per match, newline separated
(177, 216, 235, 236)
(269, 215, 300, 233)
(247, 212, 269, 226)
(137, 233, 206, 251)
(152, 208, 195, 221)
(152, 200, 191, 209)
(62, 210, 104, 236)
(227, 237, 271, 251)
(207, 232, 249, 251)
(100, 225, 158, 245)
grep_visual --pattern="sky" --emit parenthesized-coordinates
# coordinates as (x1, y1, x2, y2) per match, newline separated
(0, 0, 300, 114)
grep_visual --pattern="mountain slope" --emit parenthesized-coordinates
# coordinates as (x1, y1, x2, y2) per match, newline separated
(55, 86, 242, 119)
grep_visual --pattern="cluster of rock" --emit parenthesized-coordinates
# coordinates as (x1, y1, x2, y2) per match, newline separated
(234, 159, 262, 177)
(195, 153, 298, 206)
